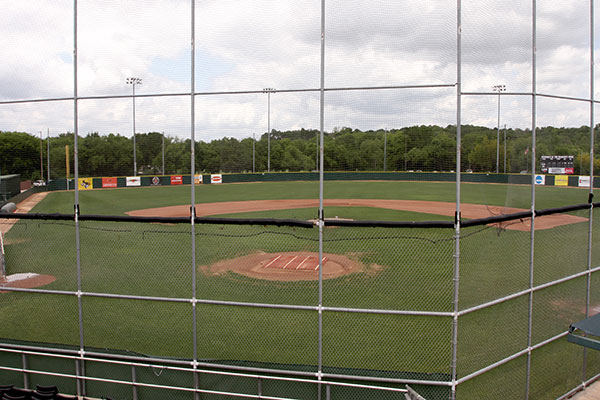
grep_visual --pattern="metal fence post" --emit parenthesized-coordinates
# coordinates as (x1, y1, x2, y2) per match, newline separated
(131, 365, 138, 400)
(450, 1, 462, 399)
(22, 354, 29, 390)
(525, 2, 538, 397)
(317, 1, 326, 399)
(583, 0, 595, 385)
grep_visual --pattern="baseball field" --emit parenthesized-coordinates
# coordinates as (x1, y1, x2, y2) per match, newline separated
(0, 180, 598, 399)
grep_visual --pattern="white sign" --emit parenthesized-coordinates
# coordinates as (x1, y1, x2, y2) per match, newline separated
(534, 175, 545, 185)
(578, 176, 591, 187)
(126, 176, 141, 187)
(211, 174, 222, 184)
(548, 167, 564, 174)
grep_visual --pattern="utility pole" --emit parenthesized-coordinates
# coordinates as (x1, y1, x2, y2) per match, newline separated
(162, 131, 165, 175)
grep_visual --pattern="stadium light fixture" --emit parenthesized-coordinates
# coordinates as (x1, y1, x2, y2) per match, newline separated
(492, 84, 506, 174)
(263, 88, 276, 172)
(126, 77, 143, 176)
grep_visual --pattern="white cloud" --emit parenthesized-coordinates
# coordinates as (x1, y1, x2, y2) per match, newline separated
(0, 0, 598, 141)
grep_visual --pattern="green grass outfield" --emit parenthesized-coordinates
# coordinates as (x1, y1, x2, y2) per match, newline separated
(0, 181, 598, 399)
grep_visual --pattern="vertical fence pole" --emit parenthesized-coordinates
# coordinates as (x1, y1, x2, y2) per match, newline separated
(190, 1, 199, 399)
(525, 1, 537, 398)
(317, 0, 326, 398)
(131, 365, 138, 400)
(22, 354, 29, 389)
(73, 0, 86, 397)
(450, 1, 462, 399)
(583, 0, 595, 386)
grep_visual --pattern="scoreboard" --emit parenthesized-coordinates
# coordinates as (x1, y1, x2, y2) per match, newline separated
(540, 155, 574, 175)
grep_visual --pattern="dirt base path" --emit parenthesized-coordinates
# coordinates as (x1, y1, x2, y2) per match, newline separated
(0, 192, 55, 291)
(127, 199, 586, 231)
(0, 191, 49, 235)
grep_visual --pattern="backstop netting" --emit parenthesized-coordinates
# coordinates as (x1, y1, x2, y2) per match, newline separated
(0, 1, 599, 399)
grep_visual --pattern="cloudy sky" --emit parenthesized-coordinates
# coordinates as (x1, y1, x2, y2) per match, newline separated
(0, 0, 598, 141)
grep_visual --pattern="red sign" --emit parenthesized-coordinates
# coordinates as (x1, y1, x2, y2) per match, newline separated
(565, 167, 574, 175)
(211, 174, 222, 184)
(102, 177, 117, 188)
(170, 175, 183, 185)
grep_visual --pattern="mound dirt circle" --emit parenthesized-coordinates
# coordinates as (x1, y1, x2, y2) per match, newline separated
(199, 251, 366, 281)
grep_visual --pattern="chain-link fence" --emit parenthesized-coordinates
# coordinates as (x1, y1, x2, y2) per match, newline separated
(0, 1, 599, 399)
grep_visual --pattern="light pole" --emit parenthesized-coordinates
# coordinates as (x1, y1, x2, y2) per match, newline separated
(47, 128, 50, 183)
(162, 131, 165, 175)
(253, 133, 256, 173)
(263, 88, 275, 172)
(126, 77, 142, 176)
(503, 124, 507, 174)
(383, 129, 388, 171)
(39, 131, 43, 181)
(492, 84, 506, 173)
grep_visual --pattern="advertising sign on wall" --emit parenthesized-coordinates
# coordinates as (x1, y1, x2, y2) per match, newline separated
(194, 174, 203, 184)
(578, 176, 591, 187)
(211, 174, 222, 184)
(78, 178, 93, 190)
(126, 177, 141, 187)
(534, 175, 545, 185)
(102, 177, 117, 188)
(170, 175, 183, 185)
(554, 175, 568, 186)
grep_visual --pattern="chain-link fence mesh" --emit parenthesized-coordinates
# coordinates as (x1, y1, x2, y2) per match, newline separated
(1, 0, 600, 399)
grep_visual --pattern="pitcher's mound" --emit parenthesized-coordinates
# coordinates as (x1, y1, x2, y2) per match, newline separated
(199, 251, 365, 281)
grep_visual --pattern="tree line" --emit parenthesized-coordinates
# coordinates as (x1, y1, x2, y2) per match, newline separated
(1, 125, 599, 181)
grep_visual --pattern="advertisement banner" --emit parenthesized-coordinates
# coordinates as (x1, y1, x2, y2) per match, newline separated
(194, 174, 203, 184)
(126, 177, 141, 187)
(534, 175, 545, 185)
(151, 176, 161, 186)
(555, 175, 568, 186)
(578, 176, 591, 187)
(170, 175, 183, 185)
(211, 174, 223, 184)
(78, 178, 93, 190)
(102, 177, 117, 188)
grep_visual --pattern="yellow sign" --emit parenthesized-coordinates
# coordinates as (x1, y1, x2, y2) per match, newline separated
(554, 175, 568, 186)
(78, 178, 93, 190)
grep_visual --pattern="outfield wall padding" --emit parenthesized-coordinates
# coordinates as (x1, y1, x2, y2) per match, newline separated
(43, 172, 598, 191)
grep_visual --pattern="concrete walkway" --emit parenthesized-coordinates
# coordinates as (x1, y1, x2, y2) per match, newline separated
(571, 380, 600, 399)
